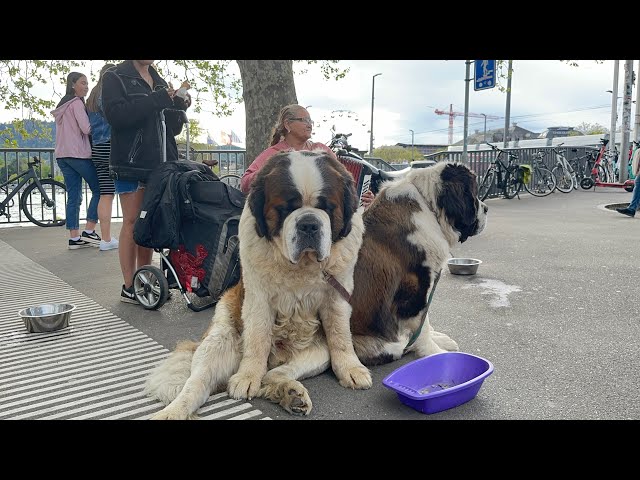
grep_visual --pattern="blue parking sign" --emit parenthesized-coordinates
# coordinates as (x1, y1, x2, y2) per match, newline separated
(474, 60, 496, 91)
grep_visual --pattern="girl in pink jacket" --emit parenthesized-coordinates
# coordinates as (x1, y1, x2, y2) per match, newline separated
(51, 72, 102, 249)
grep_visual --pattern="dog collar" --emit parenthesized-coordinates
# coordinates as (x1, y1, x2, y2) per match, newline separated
(403, 269, 442, 353)
(323, 271, 351, 303)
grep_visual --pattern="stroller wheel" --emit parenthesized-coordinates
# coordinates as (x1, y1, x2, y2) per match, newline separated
(133, 265, 169, 310)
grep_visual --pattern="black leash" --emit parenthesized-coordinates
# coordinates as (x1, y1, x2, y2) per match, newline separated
(403, 269, 442, 353)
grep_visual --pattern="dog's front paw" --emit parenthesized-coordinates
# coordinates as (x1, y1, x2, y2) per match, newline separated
(337, 364, 372, 390)
(279, 381, 313, 416)
(228, 370, 263, 399)
(150, 405, 198, 420)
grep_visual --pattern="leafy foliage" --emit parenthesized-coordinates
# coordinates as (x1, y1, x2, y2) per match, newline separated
(0, 60, 347, 149)
(574, 122, 609, 135)
(373, 145, 425, 162)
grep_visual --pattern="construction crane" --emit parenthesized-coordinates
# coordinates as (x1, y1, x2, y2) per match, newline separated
(434, 104, 502, 145)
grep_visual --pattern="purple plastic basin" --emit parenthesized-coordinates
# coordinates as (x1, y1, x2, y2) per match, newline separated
(382, 351, 494, 414)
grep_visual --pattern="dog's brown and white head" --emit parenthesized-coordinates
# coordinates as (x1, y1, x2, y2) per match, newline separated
(387, 161, 488, 244)
(246, 150, 359, 264)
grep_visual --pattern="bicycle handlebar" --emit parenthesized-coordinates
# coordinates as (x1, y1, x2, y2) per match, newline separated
(485, 142, 518, 159)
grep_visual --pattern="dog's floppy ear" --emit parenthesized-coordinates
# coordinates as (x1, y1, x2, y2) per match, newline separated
(437, 163, 479, 243)
(248, 171, 270, 239)
(339, 168, 357, 239)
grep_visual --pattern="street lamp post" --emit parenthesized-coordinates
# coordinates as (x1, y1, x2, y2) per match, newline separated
(369, 73, 382, 157)
(409, 129, 414, 161)
(481, 113, 487, 143)
(606, 90, 621, 132)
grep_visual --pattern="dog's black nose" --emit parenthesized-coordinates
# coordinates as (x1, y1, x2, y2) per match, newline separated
(297, 214, 321, 236)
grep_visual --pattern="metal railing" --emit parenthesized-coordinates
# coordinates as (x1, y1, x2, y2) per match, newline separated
(0, 147, 247, 225)
(426, 145, 599, 198)
(1, 143, 604, 225)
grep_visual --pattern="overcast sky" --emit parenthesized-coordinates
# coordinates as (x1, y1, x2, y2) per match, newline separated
(190, 59, 636, 151)
(2, 60, 635, 151)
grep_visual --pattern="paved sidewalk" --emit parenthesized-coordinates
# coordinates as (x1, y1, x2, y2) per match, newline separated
(0, 187, 639, 420)
(0, 239, 270, 420)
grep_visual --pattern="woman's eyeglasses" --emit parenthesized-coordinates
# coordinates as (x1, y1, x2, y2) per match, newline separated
(290, 117, 314, 126)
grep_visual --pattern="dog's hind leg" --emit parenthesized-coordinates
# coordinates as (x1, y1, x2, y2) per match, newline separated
(258, 342, 331, 416)
(430, 323, 459, 352)
(150, 319, 242, 420)
(144, 339, 200, 406)
(410, 314, 459, 357)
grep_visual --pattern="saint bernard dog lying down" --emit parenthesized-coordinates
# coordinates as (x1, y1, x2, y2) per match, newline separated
(145, 150, 372, 419)
(349, 161, 488, 365)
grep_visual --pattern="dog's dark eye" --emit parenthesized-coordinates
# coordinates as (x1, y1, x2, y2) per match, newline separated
(317, 197, 336, 214)
(275, 204, 292, 217)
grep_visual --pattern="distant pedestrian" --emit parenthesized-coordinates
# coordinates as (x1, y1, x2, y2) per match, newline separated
(86, 63, 119, 250)
(616, 148, 640, 217)
(51, 71, 102, 249)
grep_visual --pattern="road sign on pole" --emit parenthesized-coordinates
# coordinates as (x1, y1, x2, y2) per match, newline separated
(474, 60, 496, 91)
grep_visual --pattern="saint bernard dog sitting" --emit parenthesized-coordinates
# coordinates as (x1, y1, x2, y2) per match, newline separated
(349, 161, 488, 365)
(145, 150, 372, 419)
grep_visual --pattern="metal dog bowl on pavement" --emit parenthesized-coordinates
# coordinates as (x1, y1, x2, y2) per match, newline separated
(18, 303, 76, 333)
(447, 258, 482, 275)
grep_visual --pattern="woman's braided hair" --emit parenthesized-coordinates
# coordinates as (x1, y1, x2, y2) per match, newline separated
(269, 104, 305, 146)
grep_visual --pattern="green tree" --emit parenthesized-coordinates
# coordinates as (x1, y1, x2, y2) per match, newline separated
(373, 145, 424, 163)
(0, 60, 348, 169)
(574, 122, 609, 135)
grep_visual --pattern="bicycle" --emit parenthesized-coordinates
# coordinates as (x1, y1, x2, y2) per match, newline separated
(0, 156, 67, 227)
(477, 142, 521, 200)
(599, 147, 617, 183)
(478, 143, 556, 200)
(546, 143, 577, 193)
(526, 151, 558, 196)
(568, 149, 596, 184)
(219, 173, 242, 191)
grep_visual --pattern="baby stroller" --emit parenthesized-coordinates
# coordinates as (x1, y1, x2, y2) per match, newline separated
(131, 110, 245, 311)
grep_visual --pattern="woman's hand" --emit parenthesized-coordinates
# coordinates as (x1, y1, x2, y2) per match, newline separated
(361, 190, 375, 210)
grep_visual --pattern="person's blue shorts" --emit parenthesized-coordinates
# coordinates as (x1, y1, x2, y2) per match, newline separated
(114, 179, 144, 195)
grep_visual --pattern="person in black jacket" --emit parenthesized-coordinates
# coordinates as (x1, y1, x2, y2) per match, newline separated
(102, 60, 191, 304)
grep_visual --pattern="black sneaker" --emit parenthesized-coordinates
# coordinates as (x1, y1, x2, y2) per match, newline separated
(616, 207, 636, 217)
(120, 284, 139, 304)
(81, 230, 102, 246)
(68, 238, 93, 249)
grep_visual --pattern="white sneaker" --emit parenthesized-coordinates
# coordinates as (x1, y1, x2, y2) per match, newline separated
(100, 237, 119, 251)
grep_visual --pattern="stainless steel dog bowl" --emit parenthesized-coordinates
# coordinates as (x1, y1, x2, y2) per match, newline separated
(447, 258, 482, 275)
(18, 303, 76, 333)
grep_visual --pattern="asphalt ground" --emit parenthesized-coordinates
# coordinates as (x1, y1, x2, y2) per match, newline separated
(1, 186, 639, 423)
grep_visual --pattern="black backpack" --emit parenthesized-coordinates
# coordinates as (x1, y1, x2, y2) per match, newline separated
(134, 160, 245, 300)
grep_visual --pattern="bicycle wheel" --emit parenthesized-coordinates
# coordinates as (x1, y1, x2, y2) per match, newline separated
(20, 179, 67, 227)
(219, 174, 242, 191)
(524, 166, 556, 197)
(477, 168, 496, 201)
(503, 172, 520, 199)
(552, 165, 573, 193)
(597, 165, 608, 183)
